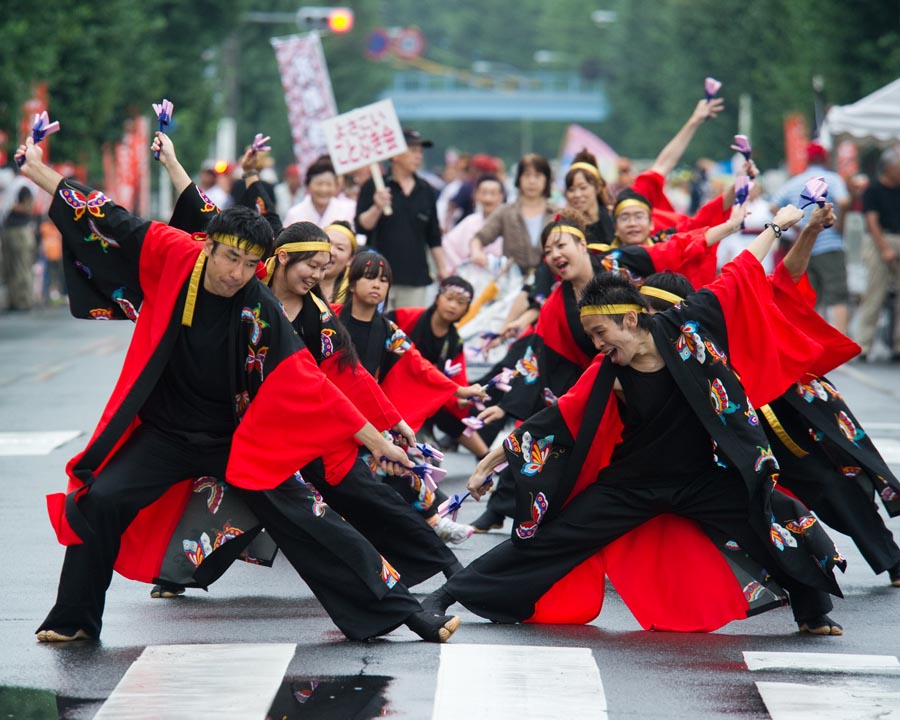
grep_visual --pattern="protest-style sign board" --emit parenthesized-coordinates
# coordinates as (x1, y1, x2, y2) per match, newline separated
(322, 99, 408, 215)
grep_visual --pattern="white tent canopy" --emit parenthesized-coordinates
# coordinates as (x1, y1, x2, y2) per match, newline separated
(824, 77, 900, 144)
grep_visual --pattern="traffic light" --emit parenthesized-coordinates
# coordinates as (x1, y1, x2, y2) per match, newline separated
(296, 6, 354, 34)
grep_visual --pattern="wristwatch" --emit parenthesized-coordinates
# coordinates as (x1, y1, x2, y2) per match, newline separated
(764, 222, 783, 239)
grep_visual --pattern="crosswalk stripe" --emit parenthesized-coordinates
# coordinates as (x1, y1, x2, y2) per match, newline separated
(755, 680, 900, 719)
(94, 643, 296, 719)
(744, 651, 900, 674)
(432, 644, 606, 720)
(0, 430, 81, 456)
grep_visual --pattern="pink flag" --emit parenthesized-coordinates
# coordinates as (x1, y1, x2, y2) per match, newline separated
(271, 33, 338, 172)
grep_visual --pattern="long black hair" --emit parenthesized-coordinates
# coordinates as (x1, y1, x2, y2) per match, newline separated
(339, 251, 393, 322)
(273, 222, 360, 371)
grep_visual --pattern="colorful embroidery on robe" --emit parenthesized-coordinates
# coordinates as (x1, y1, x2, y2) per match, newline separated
(836, 411, 865, 444)
(724, 540, 740, 551)
(796, 378, 828, 403)
(841, 466, 861, 478)
(744, 405, 759, 426)
(381, 558, 400, 589)
(784, 515, 817, 535)
(754, 445, 779, 472)
(193, 477, 225, 514)
(520, 431, 554, 476)
(196, 186, 218, 213)
(743, 580, 765, 602)
(601, 250, 642, 283)
(320, 327, 336, 358)
(84, 219, 121, 253)
(245, 345, 268, 380)
(703, 339, 728, 367)
(515, 491, 549, 540)
(183, 533, 213, 567)
(385, 323, 411, 354)
(89, 307, 114, 320)
(111, 287, 139, 320)
(74, 261, 92, 278)
(514, 346, 539, 384)
(676, 321, 707, 363)
(59, 187, 110, 222)
(709, 378, 740, 423)
(241, 304, 269, 345)
(769, 519, 797, 551)
(234, 390, 250, 418)
(881, 486, 899, 502)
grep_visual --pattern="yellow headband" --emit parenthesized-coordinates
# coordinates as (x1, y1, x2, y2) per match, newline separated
(262, 240, 332, 283)
(324, 223, 358, 252)
(569, 161, 601, 180)
(555, 225, 586, 242)
(580, 303, 646, 317)
(212, 233, 266, 259)
(614, 198, 652, 218)
(640, 286, 684, 305)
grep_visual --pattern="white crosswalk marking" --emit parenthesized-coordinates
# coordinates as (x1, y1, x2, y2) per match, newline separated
(432, 644, 607, 720)
(746, 651, 900, 719)
(94, 643, 296, 719)
(744, 651, 900, 673)
(0, 430, 81, 456)
(755, 681, 900, 719)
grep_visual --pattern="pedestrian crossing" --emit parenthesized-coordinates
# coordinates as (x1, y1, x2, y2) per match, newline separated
(744, 651, 900, 720)
(87, 645, 900, 719)
(0, 430, 80, 456)
(432, 644, 607, 719)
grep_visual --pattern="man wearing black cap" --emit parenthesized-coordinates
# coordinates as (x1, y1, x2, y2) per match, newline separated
(356, 128, 448, 309)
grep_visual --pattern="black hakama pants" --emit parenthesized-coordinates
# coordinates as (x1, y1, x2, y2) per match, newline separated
(38, 425, 420, 641)
(774, 446, 900, 574)
(446, 467, 832, 624)
(304, 456, 459, 587)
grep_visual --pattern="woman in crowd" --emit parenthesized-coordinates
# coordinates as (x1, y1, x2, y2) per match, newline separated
(283, 156, 356, 229)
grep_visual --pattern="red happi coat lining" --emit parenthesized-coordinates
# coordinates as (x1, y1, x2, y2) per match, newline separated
(535, 285, 594, 368)
(48, 222, 368, 580)
(526, 357, 749, 630)
(644, 228, 718, 290)
(768, 262, 860, 374)
(632, 170, 730, 235)
(321, 353, 402, 433)
(393, 306, 473, 422)
(332, 304, 461, 433)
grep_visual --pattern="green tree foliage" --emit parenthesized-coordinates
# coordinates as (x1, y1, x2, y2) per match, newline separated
(1, 0, 897, 180)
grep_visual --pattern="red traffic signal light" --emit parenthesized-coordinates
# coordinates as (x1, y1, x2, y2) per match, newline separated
(296, 6, 354, 34)
(328, 8, 353, 33)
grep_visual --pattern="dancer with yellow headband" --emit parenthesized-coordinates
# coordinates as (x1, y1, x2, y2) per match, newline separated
(18, 135, 463, 645)
(426, 204, 848, 637)
(319, 220, 357, 305)
(259, 223, 468, 585)
(564, 149, 615, 247)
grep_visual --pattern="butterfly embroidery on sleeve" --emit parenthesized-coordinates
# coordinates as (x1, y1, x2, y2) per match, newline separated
(515, 492, 549, 540)
(385, 323, 411, 354)
(241, 304, 270, 345)
(709, 378, 740, 424)
(245, 345, 268, 380)
(514, 346, 539, 384)
(520, 431, 554, 476)
(111, 287, 139, 320)
(59, 187, 110, 222)
(676, 321, 707, 363)
(193, 477, 225, 514)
